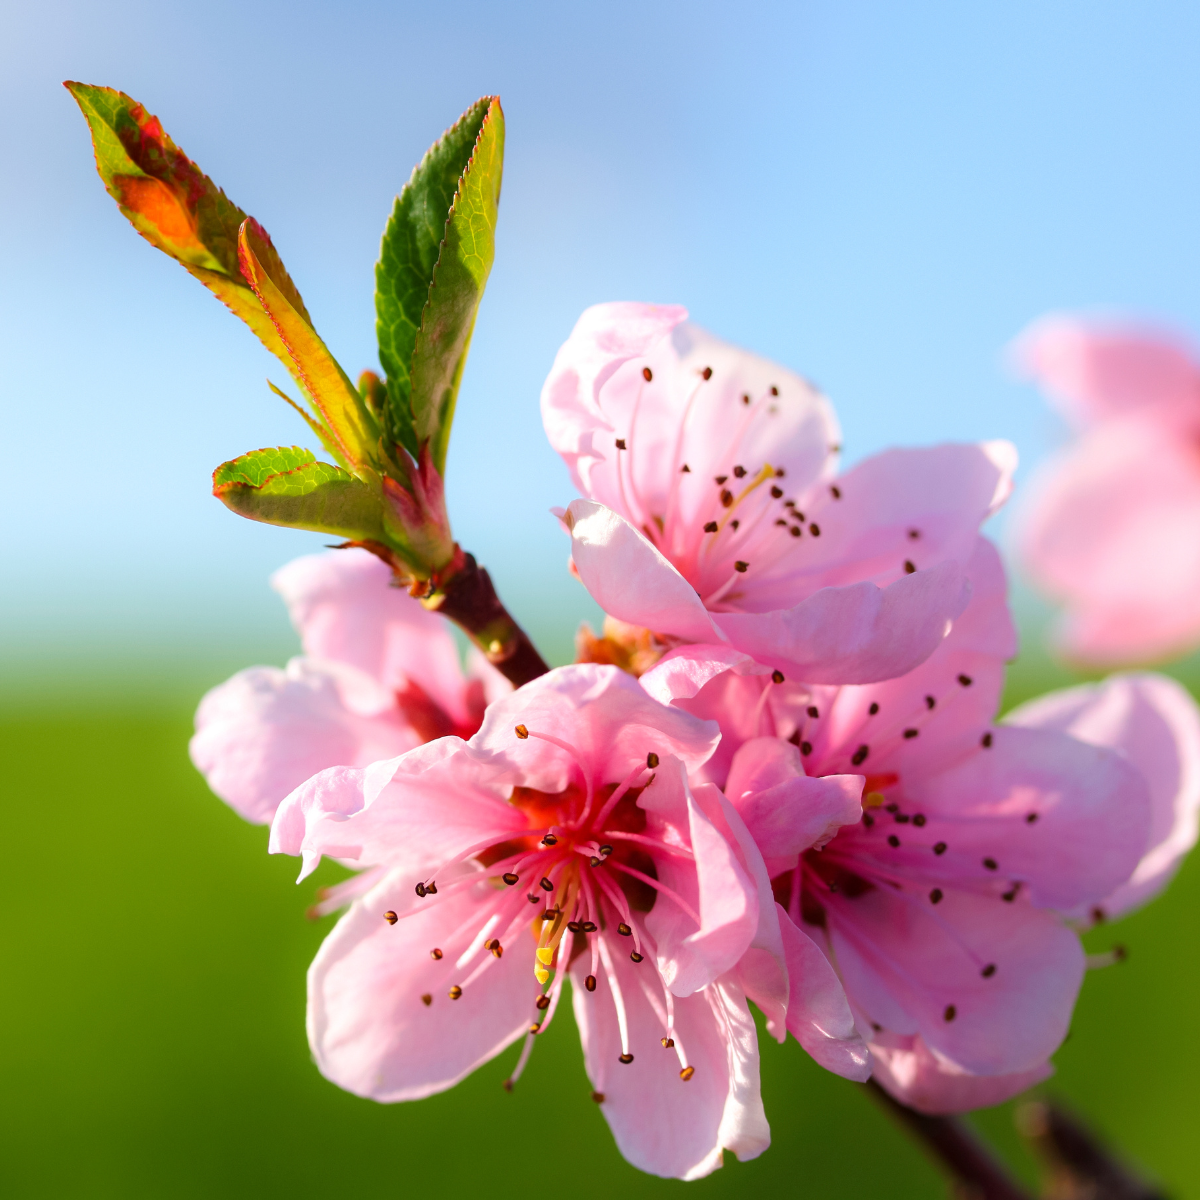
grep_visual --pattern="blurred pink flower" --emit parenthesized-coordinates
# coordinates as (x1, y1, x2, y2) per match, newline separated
(190, 549, 508, 825)
(643, 537, 1163, 1113)
(1015, 315, 1200, 664)
(268, 663, 868, 1179)
(542, 302, 1016, 684)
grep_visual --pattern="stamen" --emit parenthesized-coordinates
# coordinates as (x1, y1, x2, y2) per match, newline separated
(449, 985, 463, 1000)
(607, 860, 703, 925)
(421, 993, 432, 1006)
(384, 911, 398, 925)
(597, 936, 632, 1059)
(515, 724, 529, 739)
(592, 761, 651, 829)
(680, 1066, 695, 1081)
(586, 975, 597, 991)
(430, 948, 443, 959)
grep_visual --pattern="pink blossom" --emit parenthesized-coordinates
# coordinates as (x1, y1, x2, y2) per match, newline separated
(542, 302, 1016, 683)
(1014, 315, 1200, 664)
(190, 548, 508, 825)
(642, 537, 1157, 1113)
(268, 663, 866, 1179)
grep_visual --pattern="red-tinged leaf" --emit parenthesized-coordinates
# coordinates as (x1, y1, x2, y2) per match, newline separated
(64, 81, 308, 366)
(238, 219, 379, 472)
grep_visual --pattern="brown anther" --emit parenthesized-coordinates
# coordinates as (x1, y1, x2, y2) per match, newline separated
(541, 909, 557, 921)
(830, 485, 841, 499)
(449, 985, 463, 1000)
(615, 438, 626, 450)
(734, 561, 749, 573)
(421, 993, 433, 1006)
(809, 523, 821, 536)
(502, 872, 519, 886)
(981, 963, 996, 978)
(790, 525, 802, 537)
(415, 883, 427, 898)
(618, 923, 632, 936)
(527, 893, 539, 903)
(567, 921, 583, 933)
(486, 937, 501, 952)
(491, 944, 504, 958)
(661, 1037, 675, 1048)
(680, 1066, 695, 1081)
(704, 521, 719, 533)
(702, 366, 713, 380)
(808, 706, 819, 718)
(598, 845, 613, 857)
(1026, 813, 1039, 824)
(731, 519, 740, 530)
(720, 489, 734, 507)
(590, 856, 601, 867)
(903, 729, 919, 740)
(770, 485, 783, 498)
(582, 921, 598, 933)
(895, 813, 910, 824)
(912, 814, 926, 827)
(851, 745, 869, 766)
(862, 813, 875, 828)
(868, 702, 879, 715)
(929, 888, 943, 904)
(908, 528, 920, 539)
(681, 463, 690, 472)
(585, 975, 597, 992)
(934, 842, 947, 855)
(384, 911, 398, 925)
(515, 724, 529, 739)
(943, 1005, 957, 1022)
(733, 465, 747, 478)
(592, 1091, 606, 1103)
(885, 803, 899, 813)
(981, 733, 993, 748)
(715, 475, 728, 484)
(530, 1023, 541, 1034)
(1113, 944, 1128, 962)
(430, 948, 443, 960)
(540, 877, 555, 891)
(887, 835, 900, 848)
(925, 695, 936, 710)
(642, 367, 653, 381)
(957, 674, 973, 687)
(741, 393, 751, 405)
(903, 560, 916, 574)
(619, 1052, 635, 1063)
(983, 857, 998, 871)
(647, 752, 660, 768)
(771, 670, 785, 684)
(502, 1078, 514, 1092)
(800, 741, 813, 755)
(770, 385, 779, 396)
(630, 951, 644, 963)
(425, 882, 437, 895)
(536, 994, 551, 1010)
(775, 518, 788, 526)
(542, 833, 558, 846)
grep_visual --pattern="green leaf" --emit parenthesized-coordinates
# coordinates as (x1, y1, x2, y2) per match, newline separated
(212, 447, 387, 540)
(375, 98, 502, 470)
(64, 81, 309, 371)
(238, 219, 379, 472)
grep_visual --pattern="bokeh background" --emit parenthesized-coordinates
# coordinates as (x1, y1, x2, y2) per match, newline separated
(3, 1, 1200, 1195)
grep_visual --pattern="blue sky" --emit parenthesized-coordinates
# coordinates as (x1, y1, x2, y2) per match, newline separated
(4, 0, 1200, 674)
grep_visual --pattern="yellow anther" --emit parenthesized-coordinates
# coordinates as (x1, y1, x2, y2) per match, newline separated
(536, 947, 554, 965)
(535, 966, 550, 985)
(864, 792, 886, 809)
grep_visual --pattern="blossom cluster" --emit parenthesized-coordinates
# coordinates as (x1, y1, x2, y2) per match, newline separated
(194, 303, 1200, 1180)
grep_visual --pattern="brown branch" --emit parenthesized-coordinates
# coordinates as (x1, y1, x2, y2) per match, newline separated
(424, 551, 550, 688)
(1016, 1100, 1169, 1200)
(866, 1080, 1033, 1200)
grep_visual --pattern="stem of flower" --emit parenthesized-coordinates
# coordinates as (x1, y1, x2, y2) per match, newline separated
(424, 551, 551, 687)
(865, 1080, 1032, 1200)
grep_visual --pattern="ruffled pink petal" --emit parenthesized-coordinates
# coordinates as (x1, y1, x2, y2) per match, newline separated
(870, 1034, 1052, 1114)
(826, 887, 1084, 1076)
(779, 911, 871, 1080)
(642, 771, 758, 996)
(269, 737, 521, 881)
(1006, 672, 1200, 919)
(573, 959, 769, 1180)
(1014, 314, 1200, 426)
(743, 442, 1016, 612)
(468, 662, 720, 795)
(190, 660, 419, 825)
(905, 726, 1151, 912)
(307, 867, 534, 1102)
(725, 737, 862, 858)
(271, 549, 473, 722)
(565, 501, 724, 644)
(712, 557, 971, 684)
(640, 644, 770, 708)
(1017, 421, 1200, 665)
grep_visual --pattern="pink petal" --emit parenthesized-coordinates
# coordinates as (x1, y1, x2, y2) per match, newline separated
(573, 959, 768, 1180)
(1006, 672, 1200, 918)
(190, 660, 418, 825)
(725, 737, 862, 858)
(640, 644, 770, 707)
(269, 738, 521, 881)
(712, 557, 971, 684)
(565, 501, 724, 644)
(271, 549, 474, 722)
(826, 887, 1084, 1076)
(468, 662, 721, 794)
(308, 868, 534, 1101)
(643, 772, 759, 996)
(870, 1034, 1052, 1114)
(1017, 421, 1200, 665)
(1014, 314, 1200, 426)
(907, 726, 1151, 912)
(779, 912, 871, 1080)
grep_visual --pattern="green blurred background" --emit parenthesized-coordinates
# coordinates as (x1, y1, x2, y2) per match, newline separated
(3, 644, 1198, 1198)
